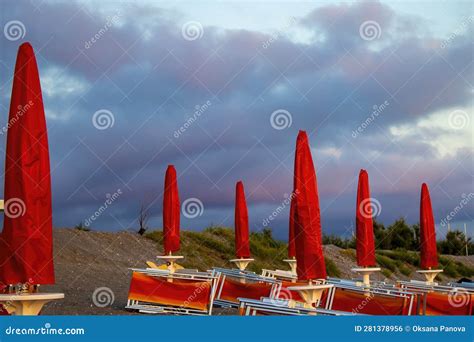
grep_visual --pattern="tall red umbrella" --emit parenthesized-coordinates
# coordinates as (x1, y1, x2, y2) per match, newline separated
(356, 169, 376, 267)
(292, 131, 326, 280)
(163, 165, 180, 254)
(234, 181, 250, 258)
(420, 183, 438, 269)
(0, 42, 54, 285)
(288, 197, 296, 258)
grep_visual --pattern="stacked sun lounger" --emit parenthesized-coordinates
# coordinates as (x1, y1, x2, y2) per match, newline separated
(392, 280, 474, 315)
(238, 297, 362, 316)
(126, 268, 220, 315)
(212, 268, 281, 308)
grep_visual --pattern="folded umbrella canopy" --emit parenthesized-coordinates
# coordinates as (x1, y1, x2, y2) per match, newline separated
(420, 183, 438, 269)
(355, 169, 376, 267)
(234, 181, 250, 258)
(288, 198, 296, 258)
(292, 131, 326, 280)
(163, 165, 180, 254)
(0, 42, 54, 285)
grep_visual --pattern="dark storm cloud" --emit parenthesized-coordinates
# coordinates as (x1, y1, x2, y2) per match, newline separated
(0, 0, 471, 239)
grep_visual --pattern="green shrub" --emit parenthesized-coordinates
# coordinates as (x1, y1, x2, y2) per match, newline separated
(398, 264, 412, 276)
(455, 261, 474, 277)
(438, 231, 473, 256)
(376, 254, 397, 272)
(323, 234, 355, 249)
(204, 226, 234, 239)
(443, 263, 458, 278)
(325, 257, 341, 278)
(145, 230, 163, 243)
(187, 231, 233, 255)
(438, 256, 451, 266)
(340, 249, 356, 261)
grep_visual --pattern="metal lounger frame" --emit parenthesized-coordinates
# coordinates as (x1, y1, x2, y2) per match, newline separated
(323, 279, 417, 315)
(389, 280, 474, 315)
(126, 268, 221, 316)
(261, 272, 416, 313)
(212, 267, 282, 308)
(238, 297, 362, 316)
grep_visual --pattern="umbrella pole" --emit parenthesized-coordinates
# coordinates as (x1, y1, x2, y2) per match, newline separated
(351, 267, 381, 287)
(416, 268, 443, 284)
(229, 257, 254, 271)
(283, 258, 297, 276)
(287, 281, 333, 313)
(157, 252, 184, 274)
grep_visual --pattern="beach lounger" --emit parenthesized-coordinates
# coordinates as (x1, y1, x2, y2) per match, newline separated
(393, 281, 474, 315)
(263, 271, 418, 315)
(126, 268, 220, 315)
(261, 269, 310, 303)
(237, 297, 361, 316)
(326, 286, 416, 315)
(451, 281, 474, 289)
(321, 280, 418, 315)
(212, 267, 281, 308)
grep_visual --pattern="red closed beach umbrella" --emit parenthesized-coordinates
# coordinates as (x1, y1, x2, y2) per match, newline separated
(234, 181, 250, 258)
(356, 169, 376, 267)
(292, 131, 326, 280)
(0, 42, 55, 285)
(288, 197, 296, 258)
(420, 183, 438, 269)
(163, 165, 180, 254)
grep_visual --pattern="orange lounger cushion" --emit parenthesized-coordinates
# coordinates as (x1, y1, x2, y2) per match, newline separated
(425, 292, 473, 316)
(219, 277, 274, 303)
(128, 272, 211, 311)
(330, 288, 411, 315)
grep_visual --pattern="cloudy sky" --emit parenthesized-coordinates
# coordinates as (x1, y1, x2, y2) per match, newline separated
(0, 0, 472, 240)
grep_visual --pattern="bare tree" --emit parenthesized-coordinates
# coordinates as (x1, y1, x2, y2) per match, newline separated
(138, 203, 149, 235)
